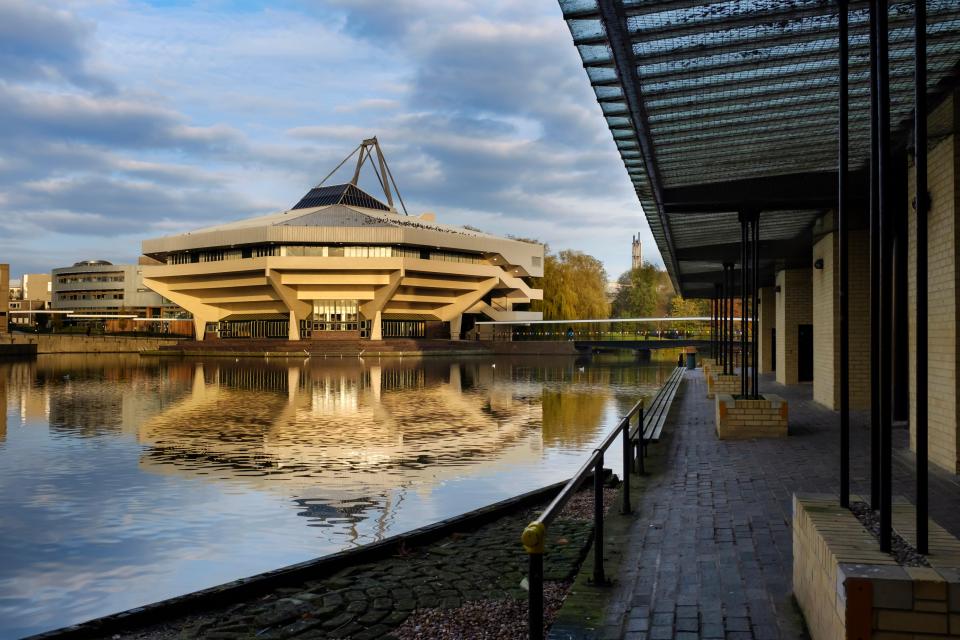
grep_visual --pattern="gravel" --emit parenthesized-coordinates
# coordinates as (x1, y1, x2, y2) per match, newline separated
(394, 581, 569, 640)
(850, 501, 930, 567)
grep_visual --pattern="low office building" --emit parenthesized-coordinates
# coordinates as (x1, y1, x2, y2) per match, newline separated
(140, 183, 543, 341)
(52, 260, 180, 317)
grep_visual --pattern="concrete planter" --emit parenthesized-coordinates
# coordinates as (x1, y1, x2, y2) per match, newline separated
(706, 372, 741, 399)
(714, 394, 787, 439)
(793, 494, 960, 640)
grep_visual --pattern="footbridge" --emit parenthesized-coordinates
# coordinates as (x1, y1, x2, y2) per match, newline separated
(475, 316, 747, 353)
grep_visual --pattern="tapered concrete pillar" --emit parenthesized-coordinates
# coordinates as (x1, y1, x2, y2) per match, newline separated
(775, 268, 813, 386)
(449, 313, 463, 341)
(811, 218, 871, 410)
(758, 286, 775, 374)
(192, 315, 210, 341)
(287, 312, 301, 341)
(370, 310, 383, 340)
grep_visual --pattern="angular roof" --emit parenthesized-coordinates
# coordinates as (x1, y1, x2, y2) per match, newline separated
(559, 0, 960, 297)
(291, 184, 392, 211)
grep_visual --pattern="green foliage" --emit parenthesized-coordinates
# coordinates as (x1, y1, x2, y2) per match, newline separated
(533, 248, 610, 320)
(611, 263, 673, 318)
(668, 295, 711, 333)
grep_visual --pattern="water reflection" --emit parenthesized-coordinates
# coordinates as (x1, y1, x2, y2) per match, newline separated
(0, 353, 675, 638)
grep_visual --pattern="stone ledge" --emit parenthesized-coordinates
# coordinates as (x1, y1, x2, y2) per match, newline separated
(715, 393, 787, 440)
(793, 494, 960, 640)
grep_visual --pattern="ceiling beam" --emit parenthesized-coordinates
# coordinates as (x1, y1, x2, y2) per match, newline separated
(661, 170, 868, 214)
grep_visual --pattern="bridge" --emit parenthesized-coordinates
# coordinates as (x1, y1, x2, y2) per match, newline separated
(474, 316, 749, 354)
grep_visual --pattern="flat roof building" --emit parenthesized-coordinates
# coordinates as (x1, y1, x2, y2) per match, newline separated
(140, 146, 543, 342)
(52, 260, 180, 317)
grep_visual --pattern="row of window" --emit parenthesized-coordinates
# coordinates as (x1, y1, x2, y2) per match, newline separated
(164, 245, 483, 265)
(56, 275, 124, 284)
(57, 293, 124, 301)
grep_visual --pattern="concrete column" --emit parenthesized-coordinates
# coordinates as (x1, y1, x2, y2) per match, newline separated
(449, 313, 463, 341)
(775, 268, 813, 386)
(907, 94, 960, 473)
(0, 264, 8, 335)
(811, 219, 872, 411)
(192, 315, 210, 341)
(758, 286, 775, 374)
(287, 312, 301, 341)
(370, 310, 383, 341)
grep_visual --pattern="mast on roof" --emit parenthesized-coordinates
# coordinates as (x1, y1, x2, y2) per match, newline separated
(315, 137, 408, 215)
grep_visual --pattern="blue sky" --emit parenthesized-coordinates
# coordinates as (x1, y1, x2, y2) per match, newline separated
(0, 0, 662, 280)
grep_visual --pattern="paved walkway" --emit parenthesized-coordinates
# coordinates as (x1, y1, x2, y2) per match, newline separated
(601, 369, 960, 640)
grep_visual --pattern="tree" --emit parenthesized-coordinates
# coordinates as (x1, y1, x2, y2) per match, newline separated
(668, 295, 710, 335)
(535, 249, 610, 320)
(611, 263, 672, 318)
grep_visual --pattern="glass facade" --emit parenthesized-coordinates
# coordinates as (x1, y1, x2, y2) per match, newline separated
(311, 299, 360, 332)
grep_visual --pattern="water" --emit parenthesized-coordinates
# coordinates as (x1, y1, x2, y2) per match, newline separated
(0, 353, 675, 638)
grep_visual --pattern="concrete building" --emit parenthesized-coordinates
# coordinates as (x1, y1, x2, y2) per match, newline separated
(51, 260, 179, 317)
(140, 180, 543, 342)
(22, 274, 51, 309)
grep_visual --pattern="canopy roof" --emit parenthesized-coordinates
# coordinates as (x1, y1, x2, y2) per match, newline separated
(560, 0, 960, 296)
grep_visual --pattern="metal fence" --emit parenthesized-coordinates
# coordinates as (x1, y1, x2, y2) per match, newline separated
(520, 398, 646, 638)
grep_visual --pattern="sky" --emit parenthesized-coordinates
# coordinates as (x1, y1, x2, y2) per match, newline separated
(0, 0, 662, 280)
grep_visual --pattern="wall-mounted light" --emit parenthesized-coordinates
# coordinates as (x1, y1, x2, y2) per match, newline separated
(814, 258, 825, 270)
(775, 285, 782, 294)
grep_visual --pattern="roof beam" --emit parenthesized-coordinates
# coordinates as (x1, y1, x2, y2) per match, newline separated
(596, 0, 681, 287)
(675, 238, 810, 262)
(661, 170, 868, 214)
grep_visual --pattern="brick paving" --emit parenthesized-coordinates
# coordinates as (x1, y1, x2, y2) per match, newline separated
(600, 369, 960, 640)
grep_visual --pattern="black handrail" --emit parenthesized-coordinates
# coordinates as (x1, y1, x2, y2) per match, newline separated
(521, 398, 645, 639)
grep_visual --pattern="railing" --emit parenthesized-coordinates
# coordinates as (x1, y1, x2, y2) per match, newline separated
(521, 398, 646, 639)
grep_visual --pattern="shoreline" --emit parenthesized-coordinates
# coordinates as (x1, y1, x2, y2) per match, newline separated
(24, 480, 571, 640)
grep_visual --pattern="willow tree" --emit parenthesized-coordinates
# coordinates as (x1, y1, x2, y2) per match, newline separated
(533, 249, 609, 320)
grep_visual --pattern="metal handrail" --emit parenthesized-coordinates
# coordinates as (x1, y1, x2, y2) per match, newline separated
(521, 398, 645, 639)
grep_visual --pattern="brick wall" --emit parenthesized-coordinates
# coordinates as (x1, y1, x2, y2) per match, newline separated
(811, 226, 872, 411)
(715, 394, 787, 439)
(775, 269, 813, 385)
(907, 94, 959, 474)
(758, 286, 775, 374)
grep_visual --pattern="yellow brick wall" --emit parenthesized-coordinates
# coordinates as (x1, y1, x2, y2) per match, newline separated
(908, 94, 959, 474)
(812, 233, 838, 407)
(758, 286, 775, 374)
(811, 227, 872, 411)
(776, 269, 813, 385)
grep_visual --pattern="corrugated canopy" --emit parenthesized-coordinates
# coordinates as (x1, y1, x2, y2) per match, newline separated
(560, 0, 960, 297)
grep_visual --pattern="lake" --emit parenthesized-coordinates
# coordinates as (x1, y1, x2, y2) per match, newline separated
(0, 353, 676, 638)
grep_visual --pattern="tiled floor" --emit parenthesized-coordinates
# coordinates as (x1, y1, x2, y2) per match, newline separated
(601, 369, 960, 639)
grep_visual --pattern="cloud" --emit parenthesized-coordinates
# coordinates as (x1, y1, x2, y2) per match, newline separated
(0, 0, 112, 92)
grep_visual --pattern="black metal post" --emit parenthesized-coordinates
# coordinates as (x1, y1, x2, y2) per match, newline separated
(593, 454, 606, 584)
(622, 419, 631, 515)
(839, 0, 851, 509)
(740, 214, 748, 396)
(752, 212, 760, 398)
(528, 553, 543, 639)
(637, 405, 645, 474)
(720, 274, 726, 373)
(915, 0, 929, 555)
(726, 263, 735, 375)
(868, 0, 881, 512)
(873, 0, 893, 554)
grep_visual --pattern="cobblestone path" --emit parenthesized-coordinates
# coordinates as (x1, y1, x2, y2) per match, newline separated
(599, 370, 960, 640)
(108, 504, 593, 639)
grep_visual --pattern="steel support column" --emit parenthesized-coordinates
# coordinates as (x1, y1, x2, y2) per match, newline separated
(871, 0, 893, 553)
(740, 213, 749, 396)
(752, 212, 760, 398)
(868, 0, 881, 512)
(839, 0, 851, 509)
(915, 0, 929, 555)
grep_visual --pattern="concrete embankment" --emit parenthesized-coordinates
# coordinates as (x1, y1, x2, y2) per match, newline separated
(28, 480, 595, 640)
(2, 333, 185, 354)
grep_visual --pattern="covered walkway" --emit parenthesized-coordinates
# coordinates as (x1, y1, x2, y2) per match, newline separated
(588, 370, 960, 640)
